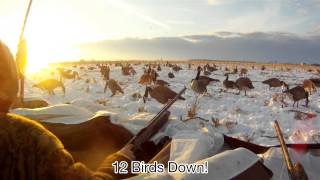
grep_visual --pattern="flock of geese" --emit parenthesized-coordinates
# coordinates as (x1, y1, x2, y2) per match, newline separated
(31, 63, 319, 109)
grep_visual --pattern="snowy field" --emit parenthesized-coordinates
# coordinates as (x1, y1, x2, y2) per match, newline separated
(13, 63, 320, 146)
(11, 62, 320, 179)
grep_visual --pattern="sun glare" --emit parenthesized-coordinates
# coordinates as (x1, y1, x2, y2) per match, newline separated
(25, 39, 79, 74)
(26, 42, 61, 74)
(23, 11, 81, 74)
(26, 44, 80, 74)
(26, 60, 49, 74)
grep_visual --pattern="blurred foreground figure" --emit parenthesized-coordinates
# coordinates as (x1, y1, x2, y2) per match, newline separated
(0, 41, 19, 112)
(0, 41, 134, 180)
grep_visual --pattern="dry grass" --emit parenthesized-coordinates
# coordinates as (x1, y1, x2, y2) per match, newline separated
(187, 96, 200, 118)
(211, 117, 221, 127)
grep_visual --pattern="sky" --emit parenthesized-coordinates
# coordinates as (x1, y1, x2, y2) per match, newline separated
(0, 0, 320, 68)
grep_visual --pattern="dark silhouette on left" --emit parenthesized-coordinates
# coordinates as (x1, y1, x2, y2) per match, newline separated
(0, 40, 135, 180)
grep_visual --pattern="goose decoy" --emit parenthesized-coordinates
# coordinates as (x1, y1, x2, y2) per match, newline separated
(206, 64, 218, 72)
(58, 69, 80, 81)
(168, 72, 175, 78)
(235, 77, 254, 96)
(303, 79, 317, 95)
(195, 66, 220, 86)
(262, 78, 289, 90)
(139, 72, 153, 85)
(144, 86, 185, 104)
(232, 66, 238, 74)
(223, 74, 237, 91)
(284, 86, 309, 107)
(204, 70, 211, 76)
(100, 65, 110, 80)
(155, 79, 170, 86)
(191, 66, 207, 94)
(172, 65, 182, 72)
(198, 75, 220, 86)
(239, 68, 248, 77)
(33, 79, 65, 95)
(104, 79, 124, 97)
(152, 73, 169, 86)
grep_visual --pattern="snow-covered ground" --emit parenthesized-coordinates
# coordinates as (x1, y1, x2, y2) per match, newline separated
(15, 63, 320, 146)
(11, 63, 320, 179)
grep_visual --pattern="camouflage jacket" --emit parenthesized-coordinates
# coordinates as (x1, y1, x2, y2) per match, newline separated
(0, 113, 129, 180)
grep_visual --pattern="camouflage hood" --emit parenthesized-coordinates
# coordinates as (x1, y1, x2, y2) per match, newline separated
(0, 41, 18, 112)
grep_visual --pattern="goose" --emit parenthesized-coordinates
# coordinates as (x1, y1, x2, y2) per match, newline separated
(168, 72, 175, 78)
(151, 69, 159, 79)
(204, 70, 211, 76)
(100, 65, 110, 80)
(121, 64, 135, 76)
(139, 72, 153, 85)
(145, 65, 152, 73)
(190, 66, 207, 94)
(172, 65, 182, 72)
(155, 80, 170, 86)
(129, 67, 136, 75)
(310, 78, 320, 87)
(33, 79, 65, 95)
(223, 74, 237, 91)
(262, 78, 289, 90)
(198, 75, 220, 86)
(58, 69, 80, 81)
(303, 79, 317, 95)
(152, 72, 169, 86)
(144, 86, 185, 104)
(193, 66, 220, 86)
(235, 77, 254, 96)
(232, 66, 238, 74)
(205, 64, 218, 72)
(284, 86, 309, 107)
(208, 66, 218, 72)
(104, 79, 124, 97)
(188, 67, 219, 86)
(88, 66, 95, 70)
(239, 68, 248, 77)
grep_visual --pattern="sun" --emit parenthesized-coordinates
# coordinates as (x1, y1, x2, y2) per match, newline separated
(24, 31, 81, 74)
(25, 42, 57, 74)
(26, 45, 80, 74)
(26, 59, 49, 74)
(23, 13, 81, 74)
(25, 42, 81, 74)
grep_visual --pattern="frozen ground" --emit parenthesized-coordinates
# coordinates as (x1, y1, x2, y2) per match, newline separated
(13, 63, 320, 147)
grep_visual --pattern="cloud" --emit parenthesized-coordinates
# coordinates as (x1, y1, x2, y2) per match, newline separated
(77, 32, 320, 64)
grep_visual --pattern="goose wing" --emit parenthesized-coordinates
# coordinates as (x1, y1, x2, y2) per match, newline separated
(191, 80, 207, 94)
(150, 86, 178, 104)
